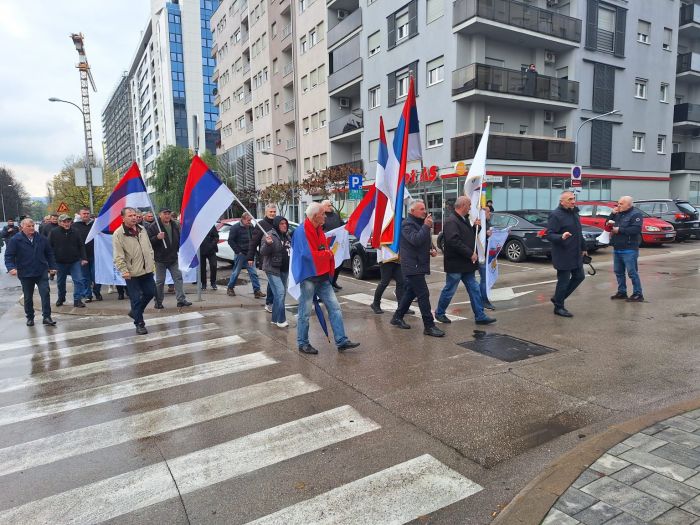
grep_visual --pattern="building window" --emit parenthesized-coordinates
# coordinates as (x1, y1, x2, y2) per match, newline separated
(426, 0, 443, 24)
(597, 5, 617, 53)
(369, 85, 381, 109)
(426, 121, 443, 148)
(673, 142, 680, 154)
(301, 75, 309, 92)
(368, 31, 381, 57)
(593, 63, 615, 112)
(303, 117, 310, 134)
(555, 127, 567, 139)
(299, 0, 307, 12)
(663, 28, 672, 51)
(633, 132, 645, 152)
(388, 1, 417, 49)
(300, 37, 307, 54)
(309, 29, 318, 47)
(660, 83, 669, 103)
(369, 139, 379, 162)
(586, 1, 626, 57)
(590, 120, 613, 168)
(318, 64, 326, 82)
(310, 68, 319, 87)
(637, 20, 650, 44)
(271, 22, 277, 37)
(397, 71, 409, 99)
(304, 157, 311, 172)
(320, 153, 327, 169)
(311, 112, 319, 130)
(426, 56, 444, 86)
(635, 78, 647, 99)
(657, 135, 666, 154)
(388, 61, 418, 106)
(319, 109, 326, 127)
(519, 125, 529, 135)
(396, 9, 409, 42)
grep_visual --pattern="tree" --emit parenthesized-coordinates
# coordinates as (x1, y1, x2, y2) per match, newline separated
(0, 165, 35, 221)
(47, 157, 118, 215)
(299, 163, 364, 215)
(151, 146, 218, 212)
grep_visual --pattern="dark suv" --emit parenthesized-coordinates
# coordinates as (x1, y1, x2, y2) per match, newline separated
(635, 199, 700, 241)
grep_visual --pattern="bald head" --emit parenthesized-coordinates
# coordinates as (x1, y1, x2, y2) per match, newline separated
(617, 195, 634, 212)
(454, 195, 471, 217)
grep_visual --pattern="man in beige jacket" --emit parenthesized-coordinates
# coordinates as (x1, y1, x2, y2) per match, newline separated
(113, 207, 157, 334)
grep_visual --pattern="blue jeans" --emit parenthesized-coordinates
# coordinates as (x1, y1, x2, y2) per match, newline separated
(436, 271, 488, 321)
(21, 275, 51, 320)
(267, 272, 288, 323)
(297, 279, 348, 348)
(614, 250, 642, 296)
(56, 261, 86, 302)
(125, 272, 156, 326)
(478, 263, 488, 302)
(82, 257, 101, 298)
(227, 254, 261, 292)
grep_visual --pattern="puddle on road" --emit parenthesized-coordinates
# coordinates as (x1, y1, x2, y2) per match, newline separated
(458, 331, 558, 362)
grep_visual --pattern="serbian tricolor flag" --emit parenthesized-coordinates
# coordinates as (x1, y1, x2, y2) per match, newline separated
(345, 184, 377, 247)
(178, 156, 234, 271)
(86, 163, 151, 242)
(287, 220, 335, 300)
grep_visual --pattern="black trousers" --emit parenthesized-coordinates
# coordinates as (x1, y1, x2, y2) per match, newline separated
(552, 266, 585, 308)
(331, 266, 341, 285)
(394, 274, 434, 328)
(200, 252, 218, 286)
(21, 275, 51, 320)
(373, 261, 404, 305)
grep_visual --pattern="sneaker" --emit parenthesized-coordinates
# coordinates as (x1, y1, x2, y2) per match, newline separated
(264, 305, 273, 313)
(298, 344, 318, 355)
(136, 325, 148, 335)
(337, 340, 360, 351)
(84, 296, 93, 303)
(211, 284, 218, 290)
(610, 292, 628, 300)
(626, 293, 645, 302)
(276, 321, 289, 328)
(435, 314, 452, 324)
(254, 290, 267, 299)
(177, 300, 193, 307)
(483, 301, 496, 310)
(227, 287, 236, 297)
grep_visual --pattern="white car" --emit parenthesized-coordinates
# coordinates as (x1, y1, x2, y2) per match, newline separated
(216, 219, 298, 263)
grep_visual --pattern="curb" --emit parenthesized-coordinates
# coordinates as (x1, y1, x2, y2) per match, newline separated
(492, 396, 700, 524)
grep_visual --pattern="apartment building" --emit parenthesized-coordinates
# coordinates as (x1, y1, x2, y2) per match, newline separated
(102, 72, 136, 177)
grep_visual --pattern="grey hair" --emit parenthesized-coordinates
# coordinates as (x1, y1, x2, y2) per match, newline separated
(241, 212, 252, 220)
(306, 202, 323, 218)
(121, 207, 137, 217)
(619, 195, 634, 205)
(321, 199, 332, 206)
(408, 199, 424, 212)
(454, 195, 471, 209)
(265, 202, 277, 211)
(20, 218, 34, 227)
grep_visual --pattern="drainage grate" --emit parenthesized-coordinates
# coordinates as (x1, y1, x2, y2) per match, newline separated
(457, 331, 557, 362)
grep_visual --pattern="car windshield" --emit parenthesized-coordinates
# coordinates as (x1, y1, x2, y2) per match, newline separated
(677, 202, 697, 214)
(511, 211, 549, 226)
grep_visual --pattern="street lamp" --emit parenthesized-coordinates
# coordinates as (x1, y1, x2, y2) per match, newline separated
(261, 150, 296, 222)
(574, 109, 621, 165)
(0, 183, 12, 222)
(48, 97, 95, 213)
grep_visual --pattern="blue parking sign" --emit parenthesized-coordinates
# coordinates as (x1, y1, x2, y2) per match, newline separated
(348, 173, 362, 190)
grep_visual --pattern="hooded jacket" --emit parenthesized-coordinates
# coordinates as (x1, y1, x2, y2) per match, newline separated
(260, 216, 291, 275)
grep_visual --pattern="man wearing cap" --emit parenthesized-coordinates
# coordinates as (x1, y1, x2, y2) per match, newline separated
(147, 207, 192, 309)
(49, 214, 88, 308)
(72, 206, 102, 302)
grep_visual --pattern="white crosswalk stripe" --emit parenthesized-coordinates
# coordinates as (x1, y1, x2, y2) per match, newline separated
(0, 352, 276, 427)
(0, 406, 380, 525)
(342, 292, 467, 321)
(0, 335, 246, 393)
(0, 311, 204, 353)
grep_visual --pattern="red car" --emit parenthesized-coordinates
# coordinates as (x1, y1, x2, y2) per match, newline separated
(576, 201, 676, 245)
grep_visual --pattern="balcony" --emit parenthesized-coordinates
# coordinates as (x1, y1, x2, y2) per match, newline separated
(680, 3, 700, 39)
(329, 159, 364, 173)
(453, 0, 581, 50)
(677, 53, 700, 82)
(328, 58, 362, 94)
(243, 92, 252, 104)
(329, 111, 363, 140)
(285, 138, 296, 151)
(328, 9, 362, 49)
(674, 103, 700, 130)
(283, 61, 294, 77)
(452, 63, 579, 108)
(242, 62, 251, 75)
(210, 43, 218, 58)
(284, 99, 295, 113)
(282, 23, 292, 40)
(242, 32, 249, 44)
(672, 152, 700, 171)
(451, 133, 574, 163)
(245, 123, 253, 134)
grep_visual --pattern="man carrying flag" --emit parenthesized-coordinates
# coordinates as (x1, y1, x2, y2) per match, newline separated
(292, 202, 359, 355)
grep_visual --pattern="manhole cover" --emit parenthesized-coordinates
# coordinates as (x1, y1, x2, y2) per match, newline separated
(457, 331, 557, 362)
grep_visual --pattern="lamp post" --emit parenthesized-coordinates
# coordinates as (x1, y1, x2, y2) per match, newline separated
(0, 183, 12, 222)
(574, 109, 621, 165)
(48, 97, 95, 213)
(261, 150, 296, 222)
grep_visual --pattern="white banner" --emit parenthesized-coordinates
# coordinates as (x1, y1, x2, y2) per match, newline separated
(484, 228, 509, 300)
(326, 225, 350, 269)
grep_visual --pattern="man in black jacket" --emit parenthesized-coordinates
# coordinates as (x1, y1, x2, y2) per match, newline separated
(321, 200, 346, 291)
(72, 207, 103, 302)
(146, 208, 192, 309)
(608, 196, 645, 302)
(49, 214, 88, 308)
(226, 212, 264, 297)
(200, 225, 219, 290)
(246, 203, 276, 308)
(546, 191, 588, 317)
(390, 199, 443, 337)
(1, 218, 18, 253)
(435, 196, 496, 326)
(39, 214, 59, 238)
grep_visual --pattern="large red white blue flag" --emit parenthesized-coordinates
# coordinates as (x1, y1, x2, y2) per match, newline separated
(178, 156, 234, 271)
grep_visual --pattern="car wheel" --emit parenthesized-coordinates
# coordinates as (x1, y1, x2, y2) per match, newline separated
(504, 239, 526, 263)
(351, 253, 366, 280)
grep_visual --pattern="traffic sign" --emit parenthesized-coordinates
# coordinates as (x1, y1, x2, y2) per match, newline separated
(570, 165, 583, 188)
(56, 202, 69, 213)
(348, 173, 362, 190)
(349, 190, 364, 200)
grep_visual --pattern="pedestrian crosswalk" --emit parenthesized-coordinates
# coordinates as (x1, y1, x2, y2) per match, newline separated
(342, 292, 467, 322)
(0, 311, 484, 524)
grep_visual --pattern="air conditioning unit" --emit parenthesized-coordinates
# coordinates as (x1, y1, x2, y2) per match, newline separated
(338, 97, 351, 108)
(547, 0, 560, 6)
(337, 9, 348, 20)
(544, 50, 556, 64)
(544, 110, 554, 123)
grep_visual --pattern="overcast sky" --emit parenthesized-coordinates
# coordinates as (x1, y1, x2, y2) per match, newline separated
(0, 0, 151, 196)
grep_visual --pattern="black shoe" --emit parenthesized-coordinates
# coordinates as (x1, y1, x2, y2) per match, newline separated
(475, 317, 497, 325)
(390, 317, 411, 329)
(337, 340, 360, 351)
(177, 300, 192, 307)
(370, 303, 383, 314)
(332, 284, 342, 291)
(435, 314, 452, 324)
(424, 326, 445, 337)
(117, 294, 125, 300)
(298, 344, 319, 354)
(136, 325, 148, 335)
(201, 285, 207, 290)
(610, 292, 628, 300)
(554, 307, 573, 318)
(211, 284, 218, 290)
(42, 317, 57, 326)
(26, 319, 34, 326)
(483, 301, 496, 310)
(626, 293, 645, 303)
(94, 293, 103, 301)
(73, 301, 85, 308)
(84, 296, 93, 303)
(127, 310, 135, 320)
(55, 299, 65, 307)
(154, 302, 164, 310)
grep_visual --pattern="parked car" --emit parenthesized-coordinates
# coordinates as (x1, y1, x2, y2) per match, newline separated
(215, 219, 298, 263)
(576, 201, 676, 245)
(491, 210, 603, 263)
(342, 236, 379, 279)
(634, 199, 700, 241)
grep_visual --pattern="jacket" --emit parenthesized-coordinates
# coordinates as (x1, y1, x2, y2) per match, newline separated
(1, 224, 18, 241)
(146, 219, 181, 264)
(247, 216, 275, 262)
(113, 223, 156, 277)
(399, 214, 433, 276)
(322, 210, 344, 232)
(39, 222, 58, 238)
(200, 226, 219, 257)
(260, 217, 291, 275)
(609, 207, 644, 251)
(48, 226, 87, 264)
(4, 232, 56, 278)
(228, 221, 254, 255)
(546, 205, 587, 271)
(71, 220, 95, 259)
(442, 211, 478, 274)
(300, 218, 335, 280)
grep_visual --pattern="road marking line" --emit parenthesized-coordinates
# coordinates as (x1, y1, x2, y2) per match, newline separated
(0, 352, 277, 427)
(0, 324, 220, 369)
(0, 406, 379, 525)
(0, 335, 246, 394)
(0, 374, 320, 477)
(0, 311, 205, 353)
(342, 293, 466, 321)
(247, 454, 483, 524)
(511, 279, 559, 288)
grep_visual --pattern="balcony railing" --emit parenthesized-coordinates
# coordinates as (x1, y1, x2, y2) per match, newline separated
(243, 92, 252, 104)
(282, 23, 292, 40)
(452, 63, 579, 104)
(328, 9, 362, 48)
(672, 152, 700, 171)
(674, 103, 700, 124)
(242, 32, 249, 44)
(284, 99, 295, 113)
(242, 62, 251, 75)
(451, 133, 574, 163)
(453, 0, 582, 43)
(283, 61, 294, 77)
(286, 138, 296, 150)
(328, 57, 362, 92)
(330, 159, 364, 173)
(245, 123, 253, 134)
(680, 3, 700, 26)
(329, 111, 363, 138)
(677, 52, 700, 74)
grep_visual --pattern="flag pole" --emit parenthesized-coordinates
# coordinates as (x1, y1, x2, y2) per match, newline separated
(231, 193, 272, 236)
(140, 172, 168, 250)
(473, 116, 490, 257)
